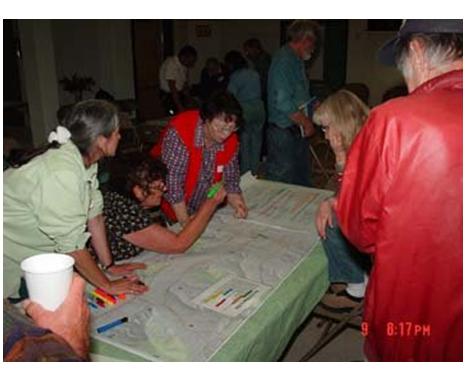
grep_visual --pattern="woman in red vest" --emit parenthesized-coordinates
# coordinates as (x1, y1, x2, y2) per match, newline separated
(151, 91, 248, 225)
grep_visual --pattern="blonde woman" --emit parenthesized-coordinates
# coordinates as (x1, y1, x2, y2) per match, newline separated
(313, 89, 370, 312)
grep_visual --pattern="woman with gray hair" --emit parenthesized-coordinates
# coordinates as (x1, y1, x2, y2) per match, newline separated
(4, 100, 148, 299)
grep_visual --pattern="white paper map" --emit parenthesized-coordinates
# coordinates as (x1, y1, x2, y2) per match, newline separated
(89, 173, 332, 361)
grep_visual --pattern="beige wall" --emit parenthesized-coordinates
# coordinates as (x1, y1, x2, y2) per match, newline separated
(18, 20, 60, 146)
(346, 20, 405, 105)
(52, 20, 135, 105)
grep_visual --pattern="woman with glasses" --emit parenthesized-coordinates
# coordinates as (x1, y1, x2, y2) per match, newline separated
(151, 91, 248, 226)
(312, 89, 370, 312)
(101, 158, 227, 259)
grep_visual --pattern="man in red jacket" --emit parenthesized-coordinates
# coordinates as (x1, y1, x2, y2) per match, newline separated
(336, 20, 462, 361)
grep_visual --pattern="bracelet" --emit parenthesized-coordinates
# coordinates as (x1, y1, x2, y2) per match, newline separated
(100, 261, 114, 271)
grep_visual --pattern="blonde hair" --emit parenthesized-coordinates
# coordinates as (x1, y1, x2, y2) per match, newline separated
(313, 89, 369, 151)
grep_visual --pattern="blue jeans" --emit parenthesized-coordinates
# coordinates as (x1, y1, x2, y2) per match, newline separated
(322, 214, 370, 284)
(265, 124, 312, 187)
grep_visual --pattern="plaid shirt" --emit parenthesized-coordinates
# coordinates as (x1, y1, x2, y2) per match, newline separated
(162, 120, 241, 215)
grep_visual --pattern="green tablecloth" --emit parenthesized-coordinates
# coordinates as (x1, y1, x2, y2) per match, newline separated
(90, 243, 328, 362)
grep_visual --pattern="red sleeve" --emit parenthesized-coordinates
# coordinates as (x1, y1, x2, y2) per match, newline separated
(335, 110, 398, 253)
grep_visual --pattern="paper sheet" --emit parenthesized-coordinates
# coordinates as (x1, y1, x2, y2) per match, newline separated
(192, 275, 270, 317)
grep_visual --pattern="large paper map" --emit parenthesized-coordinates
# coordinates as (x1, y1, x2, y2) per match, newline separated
(89, 173, 331, 361)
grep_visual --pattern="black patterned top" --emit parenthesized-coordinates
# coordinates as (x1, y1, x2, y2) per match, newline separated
(103, 191, 153, 261)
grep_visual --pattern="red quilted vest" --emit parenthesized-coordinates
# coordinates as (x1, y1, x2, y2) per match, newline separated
(150, 110, 238, 221)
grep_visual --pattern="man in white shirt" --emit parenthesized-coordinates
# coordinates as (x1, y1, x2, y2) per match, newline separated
(159, 45, 198, 115)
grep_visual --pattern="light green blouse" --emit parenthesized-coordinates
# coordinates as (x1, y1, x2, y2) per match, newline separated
(3, 141, 103, 297)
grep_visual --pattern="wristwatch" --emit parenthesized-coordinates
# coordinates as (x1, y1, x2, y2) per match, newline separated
(100, 261, 114, 271)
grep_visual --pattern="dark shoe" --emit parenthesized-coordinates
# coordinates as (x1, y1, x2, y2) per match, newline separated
(326, 283, 347, 295)
(319, 289, 363, 313)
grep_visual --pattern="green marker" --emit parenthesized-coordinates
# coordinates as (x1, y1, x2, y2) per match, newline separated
(207, 182, 223, 198)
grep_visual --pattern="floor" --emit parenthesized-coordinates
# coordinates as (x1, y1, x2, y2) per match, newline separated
(280, 312, 365, 362)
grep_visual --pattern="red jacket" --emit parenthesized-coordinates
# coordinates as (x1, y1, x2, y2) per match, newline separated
(337, 70, 462, 361)
(151, 110, 238, 221)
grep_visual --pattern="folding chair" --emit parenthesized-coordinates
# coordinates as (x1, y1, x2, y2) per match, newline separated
(308, 133, 335, 186)
(299, 300, 364, 361)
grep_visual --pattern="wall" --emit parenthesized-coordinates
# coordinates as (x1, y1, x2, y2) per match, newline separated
(18, 20, 60, 146)
(346, 20, 405, 105)
(52, 20, 135, 105)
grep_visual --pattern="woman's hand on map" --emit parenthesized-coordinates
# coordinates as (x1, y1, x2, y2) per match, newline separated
(104, 277, 149, 296)
(315, 197, 336, 239)
(106, 262, 147, 276)
(227, 193, 248, 219)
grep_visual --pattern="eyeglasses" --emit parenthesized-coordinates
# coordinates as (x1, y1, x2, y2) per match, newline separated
(211, 120, 239, 134)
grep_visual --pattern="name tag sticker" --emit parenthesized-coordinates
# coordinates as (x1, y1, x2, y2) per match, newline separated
(217, 165, 224, 173)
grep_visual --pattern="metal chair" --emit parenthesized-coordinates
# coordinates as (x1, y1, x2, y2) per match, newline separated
(300, 300, 364, 361)
(308, 132, 335, 187)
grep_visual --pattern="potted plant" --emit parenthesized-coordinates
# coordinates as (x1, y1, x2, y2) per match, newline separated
(59, 73, 96, 102)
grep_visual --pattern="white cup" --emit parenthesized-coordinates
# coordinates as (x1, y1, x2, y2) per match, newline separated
(20, 253, 75, 311)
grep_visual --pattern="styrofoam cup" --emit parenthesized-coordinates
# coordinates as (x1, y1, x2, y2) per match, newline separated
(21, 253, 75, 311)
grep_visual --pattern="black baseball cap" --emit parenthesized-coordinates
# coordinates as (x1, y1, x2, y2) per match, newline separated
(378, 19, 463, 66)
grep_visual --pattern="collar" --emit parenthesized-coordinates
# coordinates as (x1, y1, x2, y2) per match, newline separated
(412, 69, 463, 95)
(62, 141, 98, 183)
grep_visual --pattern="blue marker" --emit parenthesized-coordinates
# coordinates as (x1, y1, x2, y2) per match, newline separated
(96, 317, 129, 334)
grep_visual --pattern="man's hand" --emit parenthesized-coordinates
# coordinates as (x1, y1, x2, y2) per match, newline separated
(315, 197, 336, 239)
(23, 274, 90, 359)
(227, 193, 248, 219)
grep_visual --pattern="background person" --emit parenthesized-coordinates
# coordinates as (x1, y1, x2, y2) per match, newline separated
(225, 50, 265, 175)
(159, 45, 198, 115)
(265, 20, 320, 187)
(243, 37, 271, 101)
(198, 57, 227, 101)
